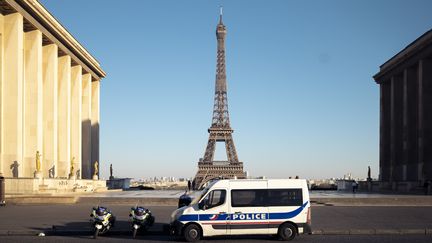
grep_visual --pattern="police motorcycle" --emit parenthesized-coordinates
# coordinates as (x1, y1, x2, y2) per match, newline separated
(90, 206, 116, 239)
(129, 206, 155, 238)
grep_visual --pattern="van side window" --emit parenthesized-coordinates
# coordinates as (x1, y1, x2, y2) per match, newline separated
(266, 189, 303, 206)
(204, 190, 226, 209)
(231, 189, 303, 207)
(231, 190, 266, 207)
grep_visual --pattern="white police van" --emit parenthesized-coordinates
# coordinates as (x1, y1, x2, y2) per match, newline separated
(170, 179, 311, 241)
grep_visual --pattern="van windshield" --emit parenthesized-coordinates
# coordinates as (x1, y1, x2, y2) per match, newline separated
(190, 180, 218, 205)
(191, 187, 209, 205)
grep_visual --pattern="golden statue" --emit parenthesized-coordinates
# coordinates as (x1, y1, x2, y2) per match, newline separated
(93, 161, 99, 176)
(69, 157, 75, 177)
(35, 151, 41, 172)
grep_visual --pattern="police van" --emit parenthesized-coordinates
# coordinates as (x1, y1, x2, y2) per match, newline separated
(170, 179, 311, 241)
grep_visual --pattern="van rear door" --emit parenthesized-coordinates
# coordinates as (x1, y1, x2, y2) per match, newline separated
(266, 188, 305, 233)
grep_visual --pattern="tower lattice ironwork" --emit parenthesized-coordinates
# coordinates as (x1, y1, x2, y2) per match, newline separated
(193, 8, 245, 190)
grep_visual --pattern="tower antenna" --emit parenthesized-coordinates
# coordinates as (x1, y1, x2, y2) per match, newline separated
(219, 6, 223, 23)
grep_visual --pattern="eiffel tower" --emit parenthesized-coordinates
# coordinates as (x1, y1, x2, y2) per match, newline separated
(193, 8, 246, 190)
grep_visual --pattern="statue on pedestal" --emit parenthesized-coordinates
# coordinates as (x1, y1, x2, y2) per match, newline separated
(36, 151, 41, 172)
(93, 161, 99, 180)
(69, 157, 75, 179)
(34, 151, 43, 179)
(48, 165, 55, 178)
(109, 164, 114, 180)
(367, 166, 372, 181)
(10, 161, 19, 178)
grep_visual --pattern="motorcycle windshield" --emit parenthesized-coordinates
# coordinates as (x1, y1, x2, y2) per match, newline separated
(134, 214, 148, 221)
(95, 215, 106, 221)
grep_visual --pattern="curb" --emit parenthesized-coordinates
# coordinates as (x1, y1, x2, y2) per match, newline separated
(4, 196, 77, 205)
(5, 198, 432, 206)
(77, 197, 179, 206)
(3, 197, 180, 206)
(310, 198, 432, 206)
(312, 228, 432, 235)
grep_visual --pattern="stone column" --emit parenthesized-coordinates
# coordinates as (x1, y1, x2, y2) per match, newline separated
(379, 83, 391, 181)
(81, 74, 92, 179)
(2, 13, 24, 178)
(91, 80, 100, 177)
(390, 75, 404, 182)
(421, 58, 432, 180)
(0, 13, 3, 176)
(23, 30, 43, 178)
(57, 55, 71, 178)
(403, 70, 408, 181)
(403, 67, 418, 181)
(389, 77, 396, 182)
(418, 60, 424, 181)
(42, 44, 58, 178)
(71, 65, 82, 179)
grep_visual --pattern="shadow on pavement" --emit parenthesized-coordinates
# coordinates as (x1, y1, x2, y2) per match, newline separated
(31, 220, 168, 236)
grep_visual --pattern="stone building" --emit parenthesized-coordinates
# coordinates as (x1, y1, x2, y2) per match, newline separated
(0, 0, 105, 193)
(374, 29, 432, 190)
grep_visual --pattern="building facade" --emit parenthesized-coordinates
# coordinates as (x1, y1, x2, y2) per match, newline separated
(374, 29, 432, 188)
(0, 0, 105, 181)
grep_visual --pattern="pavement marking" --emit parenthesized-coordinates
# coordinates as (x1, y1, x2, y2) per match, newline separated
(348, 229, 376, 235)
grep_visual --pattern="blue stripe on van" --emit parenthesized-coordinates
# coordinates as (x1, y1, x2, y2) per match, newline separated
(178, 214, 199, 221)
(178, 201, 308, 222)
(199, 213, 231, 221)
(268, 201, 308, 220)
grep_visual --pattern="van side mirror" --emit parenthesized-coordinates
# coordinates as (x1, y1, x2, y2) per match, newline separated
(198, 200, 208, 210)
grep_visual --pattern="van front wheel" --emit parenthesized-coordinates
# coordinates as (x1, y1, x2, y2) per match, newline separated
(183, 224, 201, 242)
(278, 223, 296, 241)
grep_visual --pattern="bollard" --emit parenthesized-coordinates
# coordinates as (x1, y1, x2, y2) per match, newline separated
(0, 175, 5, 206)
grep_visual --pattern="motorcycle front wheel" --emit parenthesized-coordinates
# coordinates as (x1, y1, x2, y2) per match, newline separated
(132, 227, 138, 239)
(93, 228, 99, 239)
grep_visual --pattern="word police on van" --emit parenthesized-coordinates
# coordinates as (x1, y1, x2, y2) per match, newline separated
(170, 179, 311, 241)
(232, 213, 266, 220)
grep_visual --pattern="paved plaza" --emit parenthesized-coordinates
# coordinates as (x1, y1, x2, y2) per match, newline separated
(1, 203, 432, 237)
(7, 189, 432, 206)
(2, 190, 432, 242)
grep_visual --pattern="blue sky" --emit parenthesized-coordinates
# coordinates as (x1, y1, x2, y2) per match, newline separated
(41, 0, 432, 180)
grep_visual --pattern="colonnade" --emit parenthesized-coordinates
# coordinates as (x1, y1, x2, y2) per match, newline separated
(379, 57, 432, 182)
(0, 12, 100, 179)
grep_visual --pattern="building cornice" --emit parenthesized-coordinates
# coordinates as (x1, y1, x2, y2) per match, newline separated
(6, 0, 106, 80)
(373, 29, 432, 83)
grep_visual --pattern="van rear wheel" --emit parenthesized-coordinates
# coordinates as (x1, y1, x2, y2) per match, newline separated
(278, 223, 296, 241)
(183, 224, 201, 242)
